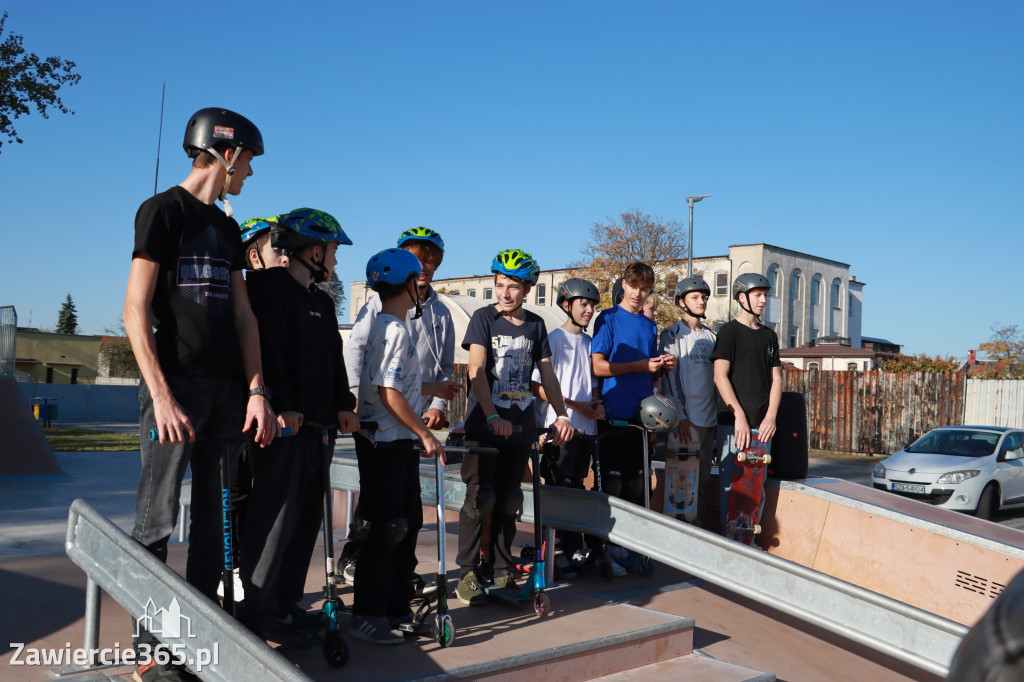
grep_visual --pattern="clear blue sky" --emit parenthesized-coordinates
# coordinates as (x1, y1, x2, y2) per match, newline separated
(1, 1, 1020, 359)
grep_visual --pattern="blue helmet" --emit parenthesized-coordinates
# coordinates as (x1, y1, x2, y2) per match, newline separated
(491, 248, 540, 284)
(366, 248, 422, 292)
(397, 226, 445, 253)
(239, 216, 278, 245)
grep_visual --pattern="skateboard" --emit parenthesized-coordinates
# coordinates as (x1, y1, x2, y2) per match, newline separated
(719, 428, 772, 545)
(663, 427, 700, 523)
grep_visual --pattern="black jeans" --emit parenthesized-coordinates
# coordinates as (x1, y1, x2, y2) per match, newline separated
(132, 374, 246, 648)
(352, 435, 423, 619)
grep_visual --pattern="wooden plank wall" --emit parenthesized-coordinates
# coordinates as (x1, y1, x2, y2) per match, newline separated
(783, 369, 967, 455)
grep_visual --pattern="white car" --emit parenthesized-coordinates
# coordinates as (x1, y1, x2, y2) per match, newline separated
(871, 426, 1024, 519)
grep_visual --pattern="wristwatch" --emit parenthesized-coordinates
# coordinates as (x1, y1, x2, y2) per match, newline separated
(248, 386, 271, 399)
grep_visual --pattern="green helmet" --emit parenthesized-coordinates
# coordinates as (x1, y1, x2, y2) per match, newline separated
(397, 226, 445, 253)
(271, 208, 353, 253)
(491, 248, 540, 284)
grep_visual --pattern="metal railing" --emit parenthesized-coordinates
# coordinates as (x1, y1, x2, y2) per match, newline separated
(331, 456, 967, 677)
(65, 499, 309, 681)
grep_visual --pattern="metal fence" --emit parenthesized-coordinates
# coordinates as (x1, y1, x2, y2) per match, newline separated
(964, 379, 1024, 428)
(0, 306, 15, 377)
(783, 369, 967, 454)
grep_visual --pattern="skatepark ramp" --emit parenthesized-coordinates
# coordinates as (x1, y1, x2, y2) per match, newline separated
(328, 457, 968, 678)
(0, 376, 64, 478)
(65, 498, 308, 681)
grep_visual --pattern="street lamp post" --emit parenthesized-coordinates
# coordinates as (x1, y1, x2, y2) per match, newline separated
(686, 194, 711, 278)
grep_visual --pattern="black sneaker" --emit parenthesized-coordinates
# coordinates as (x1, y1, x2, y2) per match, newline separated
(349, 615, 403, 645)
(278, 605, 324, 637)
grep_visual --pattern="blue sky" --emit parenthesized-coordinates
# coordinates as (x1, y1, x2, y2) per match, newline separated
(1, 1, 1020, 359)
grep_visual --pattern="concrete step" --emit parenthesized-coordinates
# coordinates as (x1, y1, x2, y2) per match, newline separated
(593, 650, 775, 682)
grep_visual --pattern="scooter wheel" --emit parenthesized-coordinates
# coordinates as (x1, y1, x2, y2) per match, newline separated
(533, 592, 552, 618)
(520, 545, 536, 562)
(323, 632, 349, 668)
(639, 556, 655, 577)
(433, 613, 455, 648)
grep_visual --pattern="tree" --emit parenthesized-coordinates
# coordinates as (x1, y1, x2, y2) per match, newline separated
(977, 325, 1024, 379)
(319, 269, 347, 319)
(99, 323, 139, 379)
(878, 353, 961, 373)
(570, 208, 688, 329)
(0, 12, 81, 153)
(55, 293, 78, 334)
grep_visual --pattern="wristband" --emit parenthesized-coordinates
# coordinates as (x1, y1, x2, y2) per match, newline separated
(555, 415, 571, 423)
(486, 414, 500, 422)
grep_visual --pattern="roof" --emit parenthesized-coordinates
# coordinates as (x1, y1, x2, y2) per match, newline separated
(862, 336, 899, 346)
(780, 345, 877, 358)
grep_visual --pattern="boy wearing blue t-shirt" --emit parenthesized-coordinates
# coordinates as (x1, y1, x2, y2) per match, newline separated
(591, 262, 677, 506)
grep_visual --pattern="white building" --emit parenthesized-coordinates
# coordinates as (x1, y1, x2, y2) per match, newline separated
(349, 243, 865, 351)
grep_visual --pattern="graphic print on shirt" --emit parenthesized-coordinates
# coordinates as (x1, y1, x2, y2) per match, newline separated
(691, 337, 715, 365)
(491, 334, 535, 410)
(175, 225, 233, 307)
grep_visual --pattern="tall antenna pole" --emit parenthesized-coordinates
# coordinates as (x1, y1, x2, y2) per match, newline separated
(153, 83, 165, 195)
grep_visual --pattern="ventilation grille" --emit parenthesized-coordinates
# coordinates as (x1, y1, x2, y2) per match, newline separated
(955, 570, 1006, 599)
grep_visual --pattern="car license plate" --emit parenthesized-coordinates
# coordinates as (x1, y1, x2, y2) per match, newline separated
(893, 482, 926, 494)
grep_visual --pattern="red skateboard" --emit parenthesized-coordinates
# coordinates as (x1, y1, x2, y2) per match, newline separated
(722, 430, 771, 545)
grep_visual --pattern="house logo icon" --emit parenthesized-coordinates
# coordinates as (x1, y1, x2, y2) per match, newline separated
(134, 597, 195, 639)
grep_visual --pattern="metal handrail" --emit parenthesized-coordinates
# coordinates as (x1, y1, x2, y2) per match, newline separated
(65, 498, 309, 682)
(330, 456, 967, 677)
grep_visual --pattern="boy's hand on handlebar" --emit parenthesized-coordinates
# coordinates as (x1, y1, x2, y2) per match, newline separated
(488, 416, 513, 439)
(551, 417, 574, 446)
(421, 408, 447, 429)
(277, 411, 303, 434)
(420, 432, 446, 465)
(152, 393, 195, 444)
(337, 410, 359, 434)
(244, 394, 277, 447)
(591, 399, 605, 421)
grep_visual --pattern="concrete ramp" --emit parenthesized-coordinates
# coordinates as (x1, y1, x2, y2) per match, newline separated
(0, 377, 63, 478)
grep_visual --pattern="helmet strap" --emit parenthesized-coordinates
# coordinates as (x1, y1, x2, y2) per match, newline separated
(680, 300, 707, 320)
(493, 301, 523, 320)
(409, 285, 423, 320)
(737, 293, 761, 322)
(293, 252, 329, 284)
(564, 299, 589, 332)
(205, 147, 238, 218)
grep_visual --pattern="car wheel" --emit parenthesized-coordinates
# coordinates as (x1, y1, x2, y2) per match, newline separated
(975, 483, 999, 520)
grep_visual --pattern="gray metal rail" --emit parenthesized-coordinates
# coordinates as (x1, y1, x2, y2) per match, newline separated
(332, 456, 967, 677)
(65, 498, 309, 682)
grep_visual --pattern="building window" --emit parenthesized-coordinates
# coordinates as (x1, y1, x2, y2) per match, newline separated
(811, 277, 821, 305)
(808, 362, 820, 371)
(537, 284, 546, 305)
(789, 326, 798, 348)
(715, 272, 728, 296)
(767, 266, 779, 293)
(452, 290, 460, 296)
(468, 290, 476, 298)
(811, 328, 819, 341)
(484, 288, 492, 300)
(790, 272, 800, 300)
(847, 362, 858, 371)
(831, 280, 842, 309)
(71, 368, 78, 385)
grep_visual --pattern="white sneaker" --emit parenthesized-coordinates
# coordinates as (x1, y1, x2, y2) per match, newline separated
(342, 559, 357, 584)
(571, 549, 589, 565)
(216, 567, 245, 602)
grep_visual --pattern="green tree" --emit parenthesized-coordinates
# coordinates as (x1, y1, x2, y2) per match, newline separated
(0, 12, 81, 152)
(977, 325, 1024, 379)
(55, 293, 78, 334)
(99, 323, 139, 379)
(319, 269, 347, 318)
(570, 208, 688, 329)
(878, 353, 961, 373)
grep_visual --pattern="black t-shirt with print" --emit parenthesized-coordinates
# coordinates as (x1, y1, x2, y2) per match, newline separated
(133, 186, 245, 378)
(710, 319, 780, 426)
(462, 306, 551, 443)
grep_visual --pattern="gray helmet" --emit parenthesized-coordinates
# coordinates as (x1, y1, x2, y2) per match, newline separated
(183, 107, 264, 159)
(733, 273, 771, 300)
(639, 394, 679, 434)
(556, 278, 600, 308)
(674, 276, 711, 303)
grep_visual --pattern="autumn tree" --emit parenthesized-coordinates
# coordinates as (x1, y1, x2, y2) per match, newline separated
(570, 208, 688, 329)
(99, 323, 139, 379)
(319, 269, 346, 318)
(55, 293, 78, 334)
(977, 325, 1024, 379)
(0, 12, 81, 152)
(878, 353, 961, 373)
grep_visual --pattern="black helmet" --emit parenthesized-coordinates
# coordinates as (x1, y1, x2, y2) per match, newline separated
(183, 107, 264, 159)
(556, 278, 600, 308)
(674, 276, 711, 303)
(733, 273, 771, 300)
(639, 394, 679, 434)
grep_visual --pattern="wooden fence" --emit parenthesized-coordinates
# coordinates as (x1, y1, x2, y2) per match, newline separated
(783, 369, 967, 455)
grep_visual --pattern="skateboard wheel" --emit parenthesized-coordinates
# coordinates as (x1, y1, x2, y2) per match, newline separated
(323, 632, 349, 668)
(533, 592, 551, 618)
(753, 524, 762, 535)
(433, 613, 455, 648)
(736, 452, 747, 463)
(763, 454, 771, 464)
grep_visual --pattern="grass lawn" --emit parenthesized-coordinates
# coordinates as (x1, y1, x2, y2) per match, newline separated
(43, 427, 140, 452)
